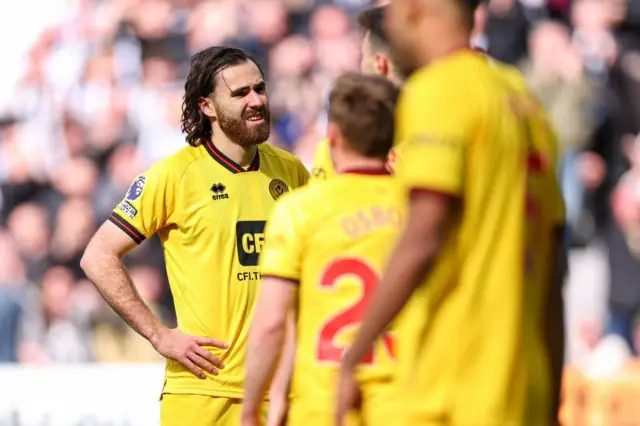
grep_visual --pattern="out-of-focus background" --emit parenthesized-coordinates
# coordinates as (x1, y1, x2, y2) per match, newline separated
(0, 0, 639, 424)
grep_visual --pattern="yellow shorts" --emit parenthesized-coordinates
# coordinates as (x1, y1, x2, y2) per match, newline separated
(160, 394, 268, 426)
(287, 405, 361, 426)
(287, 402, 394, 426)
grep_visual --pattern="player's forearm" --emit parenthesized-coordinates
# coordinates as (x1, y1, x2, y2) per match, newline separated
(343, 231, 435, 370)
(545, 229, 567, 423)
(546, 287, 565, 423)
(81, 250, 166, 346)
(244, 320, 287, 414)
(269, 313, 296, 399)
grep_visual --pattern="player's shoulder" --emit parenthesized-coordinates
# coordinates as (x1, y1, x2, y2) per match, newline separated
(259, 143, 306, 171)
(275, 176, 338, 216)
(145, 144, 204, 179)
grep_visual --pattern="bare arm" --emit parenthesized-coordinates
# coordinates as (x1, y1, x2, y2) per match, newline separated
(81, 221, 165, 344)
(243, 277, 298, 424)
(545, 226, 567, 424)
(266, 312, 297, 426)
(81, 221, 226, 378)
(342, 191, 452, 371)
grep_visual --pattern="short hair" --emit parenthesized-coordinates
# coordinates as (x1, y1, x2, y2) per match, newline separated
(357, 6, 389, 51)
(328, 72, 400, 159)
(181, 46, 264, 147)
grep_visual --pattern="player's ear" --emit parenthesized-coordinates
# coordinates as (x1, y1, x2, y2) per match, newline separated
(198, 96, 216, 120)
(327, 122, 341, 149)
(375, 53, 390, 78)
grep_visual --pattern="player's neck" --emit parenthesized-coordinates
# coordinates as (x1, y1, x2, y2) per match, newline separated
(334, 157, 387, 174)
(212, 135, 259, 169)
(421, 27, 471, 64)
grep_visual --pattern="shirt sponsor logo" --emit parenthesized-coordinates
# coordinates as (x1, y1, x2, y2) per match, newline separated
(269, 179, 289, 200)
(126, 176, 146, 201)
(117, 201, 138, 220)
(236, 221, 266, 266)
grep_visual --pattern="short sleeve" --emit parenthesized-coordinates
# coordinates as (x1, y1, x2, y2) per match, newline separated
(260, 197, 304, 282)
(109, 163, 176, 244)
(394, 73, 472, 196)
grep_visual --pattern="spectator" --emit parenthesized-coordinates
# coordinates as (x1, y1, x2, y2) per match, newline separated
(18, 266, 93, 363)
(0, 230, 27, 362)
(520, 20, 600, 237)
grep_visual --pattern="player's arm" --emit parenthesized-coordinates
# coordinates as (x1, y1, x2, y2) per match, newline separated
(546, 224, 566, 425)
(243, 199, 304, 425)
(266, 311, 297, 426)
(81, 168, 226, 378)
(244, 278, 298, 426)
(341, 76, 466, 375)
(544, 161, 568, 424)
(81, 222, 162, 341)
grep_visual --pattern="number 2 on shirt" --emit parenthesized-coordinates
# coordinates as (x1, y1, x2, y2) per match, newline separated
(316, 258, 395, 364)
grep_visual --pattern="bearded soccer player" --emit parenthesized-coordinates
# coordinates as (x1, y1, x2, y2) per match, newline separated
(242, 73, 402, 426)
(337, 0, 567, 425)
(81, 47, 309, 426)
(310, 4, 404, 181)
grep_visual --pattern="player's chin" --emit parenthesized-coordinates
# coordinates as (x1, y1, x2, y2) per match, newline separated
(244, 127, 270, 146)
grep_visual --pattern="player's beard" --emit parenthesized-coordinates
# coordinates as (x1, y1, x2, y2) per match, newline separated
(215, 105, 271, 147)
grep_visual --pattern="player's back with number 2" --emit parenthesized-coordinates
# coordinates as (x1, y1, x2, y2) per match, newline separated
(288, 172, 405, 421)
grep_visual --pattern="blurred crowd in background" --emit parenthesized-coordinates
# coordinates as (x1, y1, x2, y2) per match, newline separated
(0, 0, 639, 369)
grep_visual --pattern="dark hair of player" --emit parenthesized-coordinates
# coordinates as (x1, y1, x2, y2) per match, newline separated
(328, 72, 400, 159)
(181, 46, 265, 147)
(357, 5, 389, 52)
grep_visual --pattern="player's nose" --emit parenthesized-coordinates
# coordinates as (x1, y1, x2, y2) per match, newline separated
(247, 90, 264, 108)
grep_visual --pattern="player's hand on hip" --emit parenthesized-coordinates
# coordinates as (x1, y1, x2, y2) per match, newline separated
(336, 366, 362, 426)
(152, 327, 228, 379)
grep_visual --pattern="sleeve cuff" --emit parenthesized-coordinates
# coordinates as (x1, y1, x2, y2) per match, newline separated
(108, 212, 146, 244)
(262, 274, 300, 285)
(409, 187, 458, 200)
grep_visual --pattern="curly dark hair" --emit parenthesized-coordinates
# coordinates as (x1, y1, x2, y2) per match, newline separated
(181, 46, 264, 147)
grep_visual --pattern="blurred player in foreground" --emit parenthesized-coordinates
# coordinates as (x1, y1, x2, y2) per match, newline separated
(242, 73, 401, 426)
(311, 4, 403, 182)
(338, 0, 567, 424)
(81, 46, 309, 426)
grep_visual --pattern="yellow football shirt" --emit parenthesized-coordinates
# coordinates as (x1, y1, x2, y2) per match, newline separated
(393, 50, 564, 425)
(310, 138, 335, 182)
(310, 138, 400, 184)
(109, 141, 309, 398)
(260, 170, 411, 425)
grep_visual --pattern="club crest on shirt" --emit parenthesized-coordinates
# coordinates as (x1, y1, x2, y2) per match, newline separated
(126, 175, 146, 201)
(269, 179, 289, 200)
